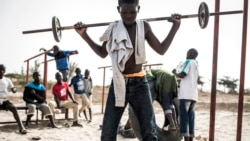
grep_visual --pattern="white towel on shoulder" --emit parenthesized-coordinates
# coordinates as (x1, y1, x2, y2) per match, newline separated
(100, 20, 146, 107)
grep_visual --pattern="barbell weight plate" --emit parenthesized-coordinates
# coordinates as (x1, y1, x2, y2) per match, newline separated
(198, 2, 209, 29)
(52, 16, 62, 42)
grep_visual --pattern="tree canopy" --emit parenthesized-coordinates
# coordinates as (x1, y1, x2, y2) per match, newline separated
(218, 76, 238, 94)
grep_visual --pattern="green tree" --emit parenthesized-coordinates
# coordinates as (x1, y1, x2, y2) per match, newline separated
(18, 66, 26, 86)
(68, 61, 78, 80)
(245, 88, 250, 95)
(30, 60, 40, 75)
(218, 76, 238, 94)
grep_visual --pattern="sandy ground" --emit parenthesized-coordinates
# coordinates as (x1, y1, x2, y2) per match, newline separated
(0, 90, 250, 141)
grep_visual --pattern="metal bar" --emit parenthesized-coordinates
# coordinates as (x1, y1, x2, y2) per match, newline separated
(60, 10, 243, 30)
(22, 28, 52, 34)
(98, 66, 112, 114)
(26, 60, 29, 84)
(209, 0, 220, 140)
(61, 22, 114, 30)
(22, 10, 243, 34)
(43, 53, 48, 99)
(236, 0, 248, 140)
(101, 68, 106, 114)
(143, 63, 163, 69)
(144, 10, 242, 21)
(210, 10, 243, 16)
(41, 58, 54, 63)
(24, 48, 53, 62)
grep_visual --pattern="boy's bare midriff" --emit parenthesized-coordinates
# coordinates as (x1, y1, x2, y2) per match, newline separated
(123, 59, 143, 74)
(122, 23, 143, 75)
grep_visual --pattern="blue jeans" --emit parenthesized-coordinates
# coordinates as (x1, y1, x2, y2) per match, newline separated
(161, 92, 174, 112)
(101, 76, 158, 141)
(179, 99, 196, 137)
(59, 69, 69, 82)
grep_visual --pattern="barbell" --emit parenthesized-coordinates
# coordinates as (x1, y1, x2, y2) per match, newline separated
(22, 2, 243, 42)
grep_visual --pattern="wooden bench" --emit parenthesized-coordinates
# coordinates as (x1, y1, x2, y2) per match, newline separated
(0, 105, 70, 125)
(53, 108, 69, 120)
(0, 106, 40, 125)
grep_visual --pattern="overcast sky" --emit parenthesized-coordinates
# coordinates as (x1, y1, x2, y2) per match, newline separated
(0, 0, 249, 91)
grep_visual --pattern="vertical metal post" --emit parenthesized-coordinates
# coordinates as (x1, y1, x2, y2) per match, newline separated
(98, 66, 112, 114)
(43, 53, 48, 99)
(25, 60, 30, 84)
(209, 0, 220, 141)
(236, 0, 248, 141)
(101, 68, 106, 114)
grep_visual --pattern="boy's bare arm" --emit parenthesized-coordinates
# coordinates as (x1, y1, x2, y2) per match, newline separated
(172, 69, 186, 78)
(67, 90, 78, 104)
(74, 22, 108, 58)
(145, 14, 181, 55)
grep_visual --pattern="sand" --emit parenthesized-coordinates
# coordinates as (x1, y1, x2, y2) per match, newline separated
(0, 91, 250, 141)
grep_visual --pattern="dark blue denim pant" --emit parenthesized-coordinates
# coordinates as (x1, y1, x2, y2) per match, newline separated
(101, 76, 158, 141)
(179, 99, 196, 137)
(161, 92, 174, 112)
(59, 69, 69, 82)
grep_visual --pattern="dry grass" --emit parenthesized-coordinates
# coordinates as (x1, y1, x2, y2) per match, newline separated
(197, 91, 250, 112)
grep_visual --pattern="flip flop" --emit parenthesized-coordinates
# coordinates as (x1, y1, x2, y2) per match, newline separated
(19, 129, 27, 134)
(168, 126, 177, 131)
(162, 126, 177, 132)
(31, 136, 41, 140)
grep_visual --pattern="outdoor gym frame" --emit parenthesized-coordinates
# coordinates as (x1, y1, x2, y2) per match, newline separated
(97, 1, 248, 141)
(22, 1, 248, 141)
(210, 1, 248, 141)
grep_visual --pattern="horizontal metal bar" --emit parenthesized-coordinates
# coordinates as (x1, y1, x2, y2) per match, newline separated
(210, 10, 243, 16)
(22, 10, 243, 34)
(22, 28, 52, 34)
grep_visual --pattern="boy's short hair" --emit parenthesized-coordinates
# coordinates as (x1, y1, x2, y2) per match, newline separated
(75, 67, 81, 72)
(188, 48, 199, 58)
(53, 45, 59, 50)
(118, 0, 139, 6)
(0, 64, 6, 72)
(33, 71, 41, 77)
(55, 72, 62, 77)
